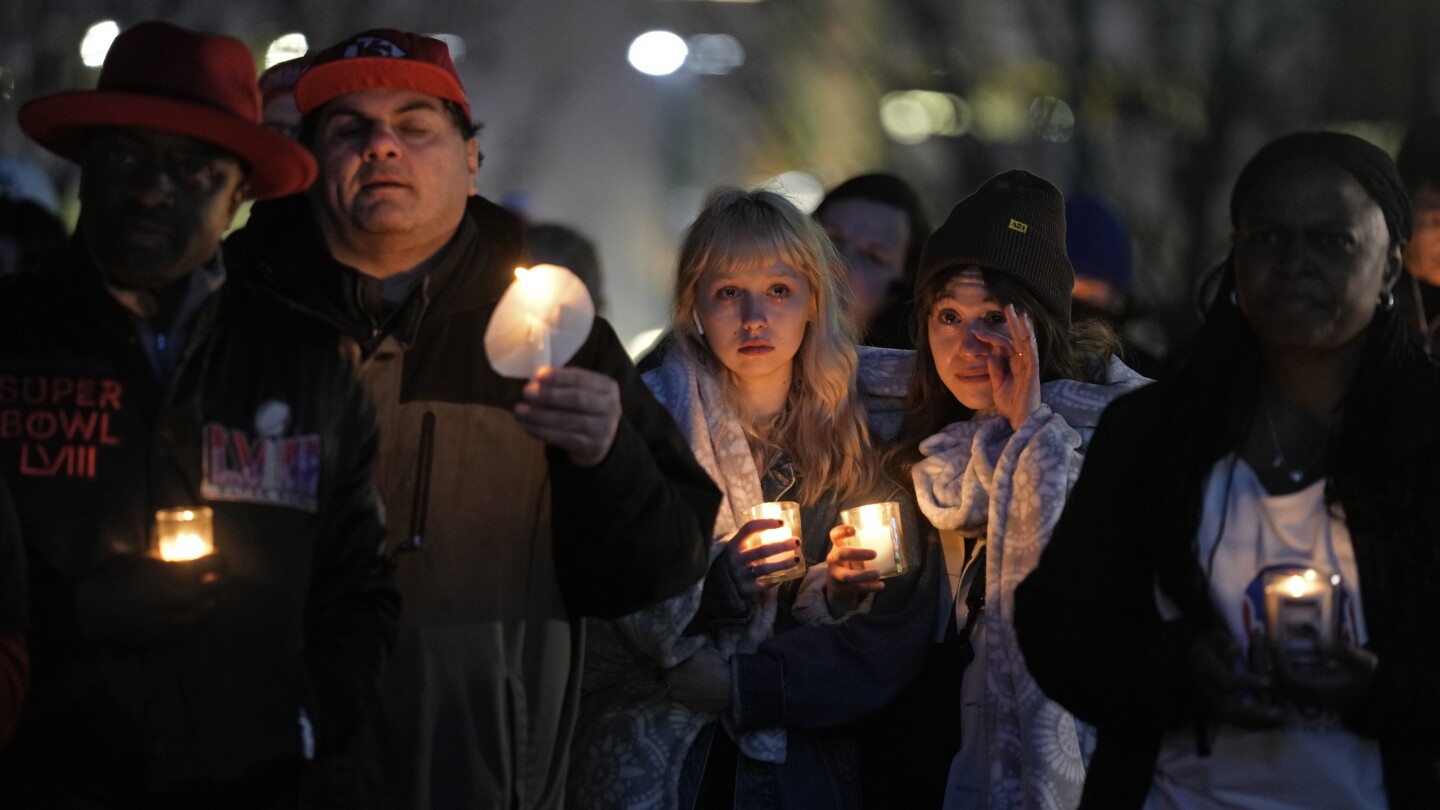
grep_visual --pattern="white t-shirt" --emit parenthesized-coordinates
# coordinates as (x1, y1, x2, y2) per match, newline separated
(1145, 456, 1387, 810)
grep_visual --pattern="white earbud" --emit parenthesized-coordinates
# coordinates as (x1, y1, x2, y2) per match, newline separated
(692, 310, 705, 335)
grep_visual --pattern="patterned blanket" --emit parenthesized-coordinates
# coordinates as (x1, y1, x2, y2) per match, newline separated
(912, 358, 1146, 810)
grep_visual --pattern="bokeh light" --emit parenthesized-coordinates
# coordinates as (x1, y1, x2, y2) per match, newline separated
(969, 87, 1030, 142)
(687, 34, 745, 75)
(429, 33, 467, 64)
(880, 93, 932, 145)
(264, 33, 308, 69)
(1029, 96, 1075, 142)
(756, 170, 824, 212)
(628, 31, 689, 76)
(80, 21, 120, 68)
(879, 91, 971, 145)
(625, 328, 666, 360)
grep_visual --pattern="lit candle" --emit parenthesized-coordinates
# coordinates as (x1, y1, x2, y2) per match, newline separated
(525, 312, 552, 370)
(742, 501, 806, 585)
(515, 266, 558, 371)
(1262, 566, 1340, 672)
(838, 501, 905, 579)
(155, 506, 215, 562)
(484, 263, 595, 380)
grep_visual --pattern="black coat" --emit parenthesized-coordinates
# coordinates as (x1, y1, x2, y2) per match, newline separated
(228, 194, 720, 808)
(1015, 368, 1440, 809)
(0, 250, 398, 801)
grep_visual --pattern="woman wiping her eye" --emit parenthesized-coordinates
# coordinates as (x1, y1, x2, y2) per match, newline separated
(847, 170, 1144, 809)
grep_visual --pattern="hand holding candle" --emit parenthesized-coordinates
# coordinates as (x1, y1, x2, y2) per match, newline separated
(738, 502, 806, 587)
(155, 506, 215, 562)
(836, 502, 905, 579)
(514, 366, 622, 468)
(824, 527, 885, 617)
(77, 556, 224, 646)
(1261, 566, 1340, 676)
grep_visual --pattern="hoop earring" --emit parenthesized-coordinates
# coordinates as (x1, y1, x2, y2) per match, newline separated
(692, 310, 705, 335)
(1379, 290, 1396, 312)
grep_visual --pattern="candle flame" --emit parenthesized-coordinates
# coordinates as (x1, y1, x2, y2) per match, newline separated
(852, 502, 888, 527)
(159, 531, 212, 562)
(1282, 573, 1324, 599)
(155, 505, 214, 562)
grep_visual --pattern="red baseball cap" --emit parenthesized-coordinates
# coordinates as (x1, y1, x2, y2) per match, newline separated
(295, 30, 470, 118)
(18, 21, 315, 200)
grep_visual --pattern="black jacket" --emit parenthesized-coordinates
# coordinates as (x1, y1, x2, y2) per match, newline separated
(228, 194, 719, 808)
(1014, 373, 1440, 809)
(0, 249, 398, 801)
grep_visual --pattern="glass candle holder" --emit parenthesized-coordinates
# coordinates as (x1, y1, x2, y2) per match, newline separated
(155, 506, 215, 562)
(742, 501, 806, 585)
(838, 501, 906, 579)
(1262, 566, 1340, 675)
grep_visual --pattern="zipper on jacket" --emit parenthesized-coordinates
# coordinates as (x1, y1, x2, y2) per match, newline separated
(388, 411, 436, 561)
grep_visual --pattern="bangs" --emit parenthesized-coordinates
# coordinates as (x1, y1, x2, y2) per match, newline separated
(690, 211, 813, 282)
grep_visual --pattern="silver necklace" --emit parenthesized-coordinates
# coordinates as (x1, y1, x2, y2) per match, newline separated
(1260, 396, 1325, 484)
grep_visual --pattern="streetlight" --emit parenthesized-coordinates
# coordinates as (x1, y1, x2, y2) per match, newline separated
(264, 33, 308, 69)
(80, 21, 120, 68)
(628, 31, 688, 77)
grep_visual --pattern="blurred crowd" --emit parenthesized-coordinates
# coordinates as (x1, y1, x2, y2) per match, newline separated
(0, 18, 1436, 810)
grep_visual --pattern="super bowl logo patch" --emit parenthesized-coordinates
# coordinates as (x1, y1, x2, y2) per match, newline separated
(201, 400, 320, 513)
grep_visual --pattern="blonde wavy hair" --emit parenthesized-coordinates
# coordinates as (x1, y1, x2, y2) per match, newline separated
(671, 187, 879, 505)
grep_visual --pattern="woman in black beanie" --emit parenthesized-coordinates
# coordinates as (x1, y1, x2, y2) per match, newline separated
(1015, 132, 1440, 808)
(832, 170, 1143, 808)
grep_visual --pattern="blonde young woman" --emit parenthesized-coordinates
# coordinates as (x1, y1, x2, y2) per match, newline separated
(569, 189, 936, 809)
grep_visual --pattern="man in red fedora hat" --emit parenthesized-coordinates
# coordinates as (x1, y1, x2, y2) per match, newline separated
(227, 28, 718, 810)
(0, 20, 398, 806)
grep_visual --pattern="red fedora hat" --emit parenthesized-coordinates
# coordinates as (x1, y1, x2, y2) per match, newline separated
(18, 20, 316, 200)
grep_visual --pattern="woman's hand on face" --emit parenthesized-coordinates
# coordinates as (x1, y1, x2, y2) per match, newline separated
(975, 305, 1041, 431)
(724, 519, 800, 601)
(824, 526, 883, 618)
(664, 648, 732, 714)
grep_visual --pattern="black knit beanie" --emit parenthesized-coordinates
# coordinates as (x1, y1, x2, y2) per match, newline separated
(917, 170, 1073, 330)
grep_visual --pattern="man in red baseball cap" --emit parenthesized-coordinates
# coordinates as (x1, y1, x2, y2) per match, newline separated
(0, 20, 398, 806)
(228, 28, 718, 810)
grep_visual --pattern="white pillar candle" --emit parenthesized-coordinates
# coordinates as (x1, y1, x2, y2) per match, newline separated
(155, 506, 215, 562)
(852, 525, 898, 576)
(515, 266, 560, 374)
(838, 501, 905, 579)
(525, 313, 552, 370)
